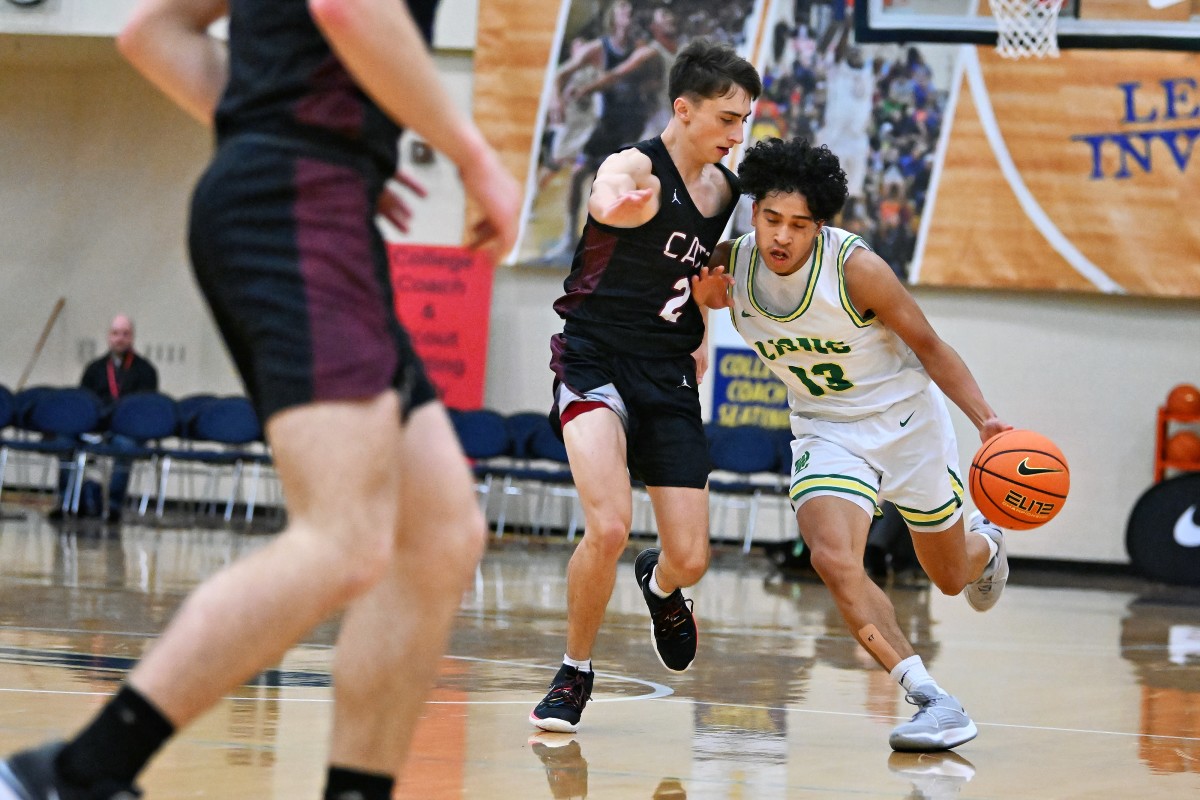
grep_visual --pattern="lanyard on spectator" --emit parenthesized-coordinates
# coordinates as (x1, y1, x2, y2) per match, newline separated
(107, 352, 134, 399)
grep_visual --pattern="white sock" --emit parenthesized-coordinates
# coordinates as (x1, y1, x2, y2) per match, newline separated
(969, 516, 1000, 561)
(890, 655, 943, 696)
(563, 655, 591, 673)
(648, 568, 672, 599)
(974, 528, 999, 562)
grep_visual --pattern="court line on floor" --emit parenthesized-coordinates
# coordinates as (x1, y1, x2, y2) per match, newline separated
(658, 697, 1200, 742)
(0, 650, 673, 704)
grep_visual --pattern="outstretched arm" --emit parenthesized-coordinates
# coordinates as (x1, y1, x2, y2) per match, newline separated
(587, 147, 660, 228)
(844, 248, 1010, 444)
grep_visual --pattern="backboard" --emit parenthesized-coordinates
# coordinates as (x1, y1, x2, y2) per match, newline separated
(854, 0, 1200, 51)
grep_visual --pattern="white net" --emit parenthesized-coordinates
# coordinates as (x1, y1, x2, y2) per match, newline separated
(992, 0, 1067, 59)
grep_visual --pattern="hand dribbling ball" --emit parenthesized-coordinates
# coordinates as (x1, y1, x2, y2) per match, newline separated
(969, 429, 1070, 530)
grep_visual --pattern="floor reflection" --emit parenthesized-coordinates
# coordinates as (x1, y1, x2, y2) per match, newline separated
(2, 507, 1200, 798)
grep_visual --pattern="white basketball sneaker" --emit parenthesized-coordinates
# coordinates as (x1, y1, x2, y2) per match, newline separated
(889, 688, 979, 752)
(965, 512, 1008, 612)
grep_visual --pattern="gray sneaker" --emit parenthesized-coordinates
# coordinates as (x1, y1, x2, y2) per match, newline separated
(889, 689, 979, 752)
(888, 750, 976, 797)
(964, 512, 1008, 612)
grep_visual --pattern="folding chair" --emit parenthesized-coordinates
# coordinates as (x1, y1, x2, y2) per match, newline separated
(78, 392, 179, 520)
(449, 409, 512, 531)
(0, 388, 102, 515)
(707, 425, 779, 553)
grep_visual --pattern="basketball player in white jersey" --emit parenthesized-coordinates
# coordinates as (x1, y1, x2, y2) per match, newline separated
(692, 137, 1012, 752)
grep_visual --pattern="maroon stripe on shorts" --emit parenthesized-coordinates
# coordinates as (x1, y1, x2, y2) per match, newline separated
(294, 157, 397, 400)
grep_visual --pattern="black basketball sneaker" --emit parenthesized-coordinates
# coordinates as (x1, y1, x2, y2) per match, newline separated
(634, 547, 698, 672)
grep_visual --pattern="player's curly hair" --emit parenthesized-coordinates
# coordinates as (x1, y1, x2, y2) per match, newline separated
(737, 138, 848, 222)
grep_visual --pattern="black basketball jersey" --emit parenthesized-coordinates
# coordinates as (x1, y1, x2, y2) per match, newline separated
(215, 0, 439, 177)
(554, 137, 740, 358)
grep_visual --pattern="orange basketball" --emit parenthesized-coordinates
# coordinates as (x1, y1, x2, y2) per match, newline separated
(1166, 383, 1200, 415)
(1165, 430, 1200, 463)
(969, 429, 1070, 531)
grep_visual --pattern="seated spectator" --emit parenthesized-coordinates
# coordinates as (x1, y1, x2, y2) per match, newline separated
(50, 314, 158, 524)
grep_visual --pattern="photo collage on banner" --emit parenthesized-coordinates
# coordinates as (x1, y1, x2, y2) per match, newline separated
(515, 0, 767, 268)
(731, 0, 959, 285)
(711, 0, 959, 429)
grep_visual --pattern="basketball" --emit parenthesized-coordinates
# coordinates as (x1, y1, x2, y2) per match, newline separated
(969, 429, 1070, 531)
(1165, 383, 1200, 415)
(1165, 430, 1200, 464)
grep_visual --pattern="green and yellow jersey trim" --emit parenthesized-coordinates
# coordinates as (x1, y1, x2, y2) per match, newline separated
(741, 232, 824, 323)
(835, 234, 874, 328)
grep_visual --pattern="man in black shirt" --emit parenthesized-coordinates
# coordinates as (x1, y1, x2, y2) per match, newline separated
(80, 314, 159, 408)
(51, 314, 158, 523)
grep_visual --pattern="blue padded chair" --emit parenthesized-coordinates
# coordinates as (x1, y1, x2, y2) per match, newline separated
(492, 416, 578, 539)
(79, 392, 179, 519)
(156, 396, 271, 524)
(0, 387, 102, 514)
(450, 409, 513, 528)
(176, 393, 219, 437)
(504, 411, 548, 461)
(708, 425, 780, 553)
(525, 419, 579, 539)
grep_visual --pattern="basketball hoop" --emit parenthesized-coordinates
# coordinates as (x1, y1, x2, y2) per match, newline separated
(991, 0, 1066, 59)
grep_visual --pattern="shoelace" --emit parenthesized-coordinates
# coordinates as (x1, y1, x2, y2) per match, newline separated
(651, 595, 694, 638)
(543, 675, 590, 709)
(902, 691, 945, 715)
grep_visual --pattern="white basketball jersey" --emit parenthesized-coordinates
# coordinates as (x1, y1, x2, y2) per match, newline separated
(728, 227, 930, 421)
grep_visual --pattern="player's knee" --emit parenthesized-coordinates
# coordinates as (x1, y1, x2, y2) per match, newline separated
(583, 514, 631, 559)
(435, 505, 488, 576)
(925, 565, 970, 597)
(322, 530, 396, 603)
(664, 544, 709, 586)
(808, 546, 859, 590)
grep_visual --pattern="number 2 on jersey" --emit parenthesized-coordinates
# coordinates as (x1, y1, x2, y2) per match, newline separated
(658, 277, 691, 323)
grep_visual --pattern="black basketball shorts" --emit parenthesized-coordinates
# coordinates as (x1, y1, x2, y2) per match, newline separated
(188, 134, 436, 424)
(549, 333, 710, 489)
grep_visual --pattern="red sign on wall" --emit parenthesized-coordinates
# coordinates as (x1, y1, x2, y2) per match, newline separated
(388, 244, 493, 410)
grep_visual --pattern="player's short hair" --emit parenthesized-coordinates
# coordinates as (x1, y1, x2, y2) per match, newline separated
(738, 137, 848, 222)
(669, 39, 762, 104)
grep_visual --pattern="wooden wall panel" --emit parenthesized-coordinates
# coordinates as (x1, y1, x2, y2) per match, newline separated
(471, 0, 559, 230)
(920, 48, 1200, 297)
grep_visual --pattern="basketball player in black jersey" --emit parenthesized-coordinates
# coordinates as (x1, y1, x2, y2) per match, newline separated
(0, 1, 519, 799)
(530, 40, 761, 734)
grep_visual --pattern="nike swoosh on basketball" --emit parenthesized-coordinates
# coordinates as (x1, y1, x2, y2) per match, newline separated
(899, 411, 915, 427)
(1173, 505, 1200, 548)
(1016, 458, 1062, 476)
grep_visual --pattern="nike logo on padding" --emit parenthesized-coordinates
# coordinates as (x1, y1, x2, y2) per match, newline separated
(1174, 505, 1200, 548)
(1016, 458, 1062, 476)
(899, 412, 915, 427)
(740, 310, 754, 317)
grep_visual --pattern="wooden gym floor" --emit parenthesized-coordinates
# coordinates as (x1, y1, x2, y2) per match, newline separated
(1, 506, 1199, 799)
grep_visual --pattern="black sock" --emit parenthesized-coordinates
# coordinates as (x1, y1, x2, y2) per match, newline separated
(324, 765, 395, 800)
(56, 685, 175, 787)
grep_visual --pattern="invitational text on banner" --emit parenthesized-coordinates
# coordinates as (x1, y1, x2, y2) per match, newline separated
(388, 244, 493, 410)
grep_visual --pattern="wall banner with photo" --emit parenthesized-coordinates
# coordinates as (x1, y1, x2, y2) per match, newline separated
(513, 0, 769, 268)
(490, 0, 1200, 297)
